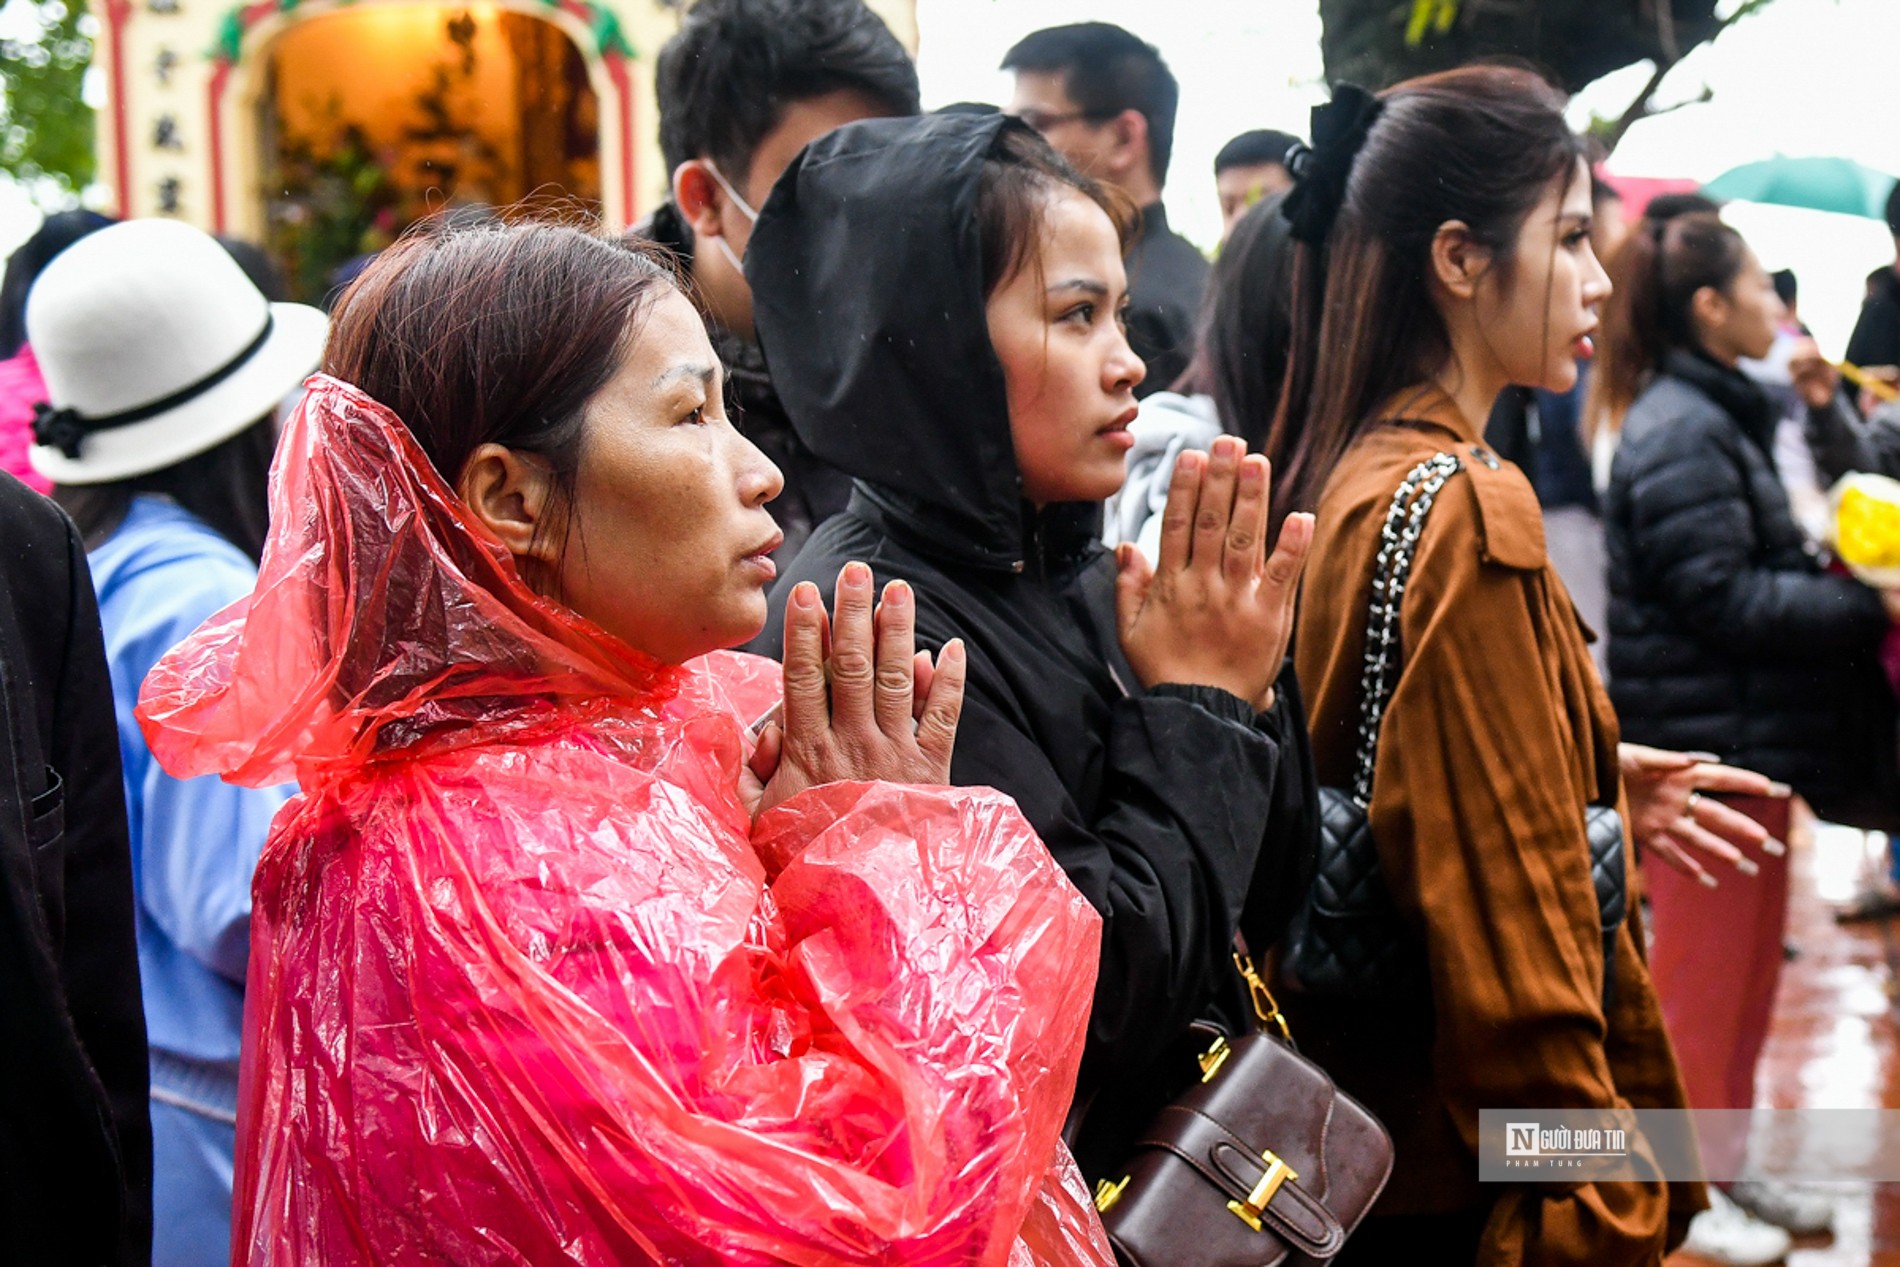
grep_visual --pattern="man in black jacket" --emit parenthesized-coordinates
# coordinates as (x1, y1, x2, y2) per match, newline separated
(1847, 183, 1900, 376)
(0, 471, 152, 1265)
(642, 0, 919, 563)
(1004, 22, 1208, 397)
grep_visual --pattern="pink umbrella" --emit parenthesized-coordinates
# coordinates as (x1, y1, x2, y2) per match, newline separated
(1597, 170, 1703, 220)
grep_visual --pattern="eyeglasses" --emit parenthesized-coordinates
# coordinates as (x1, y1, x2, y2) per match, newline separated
(1011, 108, 1112, 134)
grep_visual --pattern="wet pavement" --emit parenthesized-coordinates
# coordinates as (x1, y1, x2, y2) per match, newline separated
(1670, 818, 1900, 1266)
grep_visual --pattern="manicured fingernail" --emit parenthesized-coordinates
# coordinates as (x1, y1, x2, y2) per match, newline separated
(1767, 782, 1793, 798)
(1735, 856, 1760, 876)
(1763, 838, 1787, 856)
(1698, 872, 1720, 889)
(844, 562, 871, 588)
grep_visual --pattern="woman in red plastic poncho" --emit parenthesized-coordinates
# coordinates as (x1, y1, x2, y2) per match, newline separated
(134, 222, 1112, 1267)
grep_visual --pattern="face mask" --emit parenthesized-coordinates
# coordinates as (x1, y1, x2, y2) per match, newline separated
(702, 160, 758, 276)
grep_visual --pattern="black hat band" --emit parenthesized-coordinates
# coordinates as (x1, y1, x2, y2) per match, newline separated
(34, 312, 276, 459)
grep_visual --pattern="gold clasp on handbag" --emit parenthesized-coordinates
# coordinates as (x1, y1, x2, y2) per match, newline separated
(1198, 1033, 1232, 1082)
(1094, 1175, 1130, 1212)
(1226, 1150, 1298, 1232)
(1233, 951, 1293, 1043)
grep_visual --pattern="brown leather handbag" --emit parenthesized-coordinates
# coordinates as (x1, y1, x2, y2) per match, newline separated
(1091, 952, 1394, 1266)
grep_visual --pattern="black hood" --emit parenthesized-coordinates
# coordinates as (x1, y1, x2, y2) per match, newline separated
(747, 113, 1037, 570)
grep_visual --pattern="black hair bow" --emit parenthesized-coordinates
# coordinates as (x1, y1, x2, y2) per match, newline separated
(1281, 83, 1385, 245)
(32, 401, 88, 460)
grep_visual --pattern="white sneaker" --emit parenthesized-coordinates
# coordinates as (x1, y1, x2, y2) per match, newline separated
(1729, 1179, 1835, 1236)
(1680, 1187, 1792, 1265)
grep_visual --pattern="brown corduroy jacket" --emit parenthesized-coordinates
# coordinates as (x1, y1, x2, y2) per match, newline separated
(1285, 387, 1705, 1265)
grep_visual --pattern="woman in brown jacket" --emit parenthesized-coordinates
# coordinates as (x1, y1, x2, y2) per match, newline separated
(1266, 67, 1709, 1265)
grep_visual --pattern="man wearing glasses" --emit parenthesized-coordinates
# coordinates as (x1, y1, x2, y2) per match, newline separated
(1005, 22, 1207, 398)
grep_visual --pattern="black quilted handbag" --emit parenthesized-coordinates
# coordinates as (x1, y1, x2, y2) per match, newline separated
(1283, 453, 1627, 1010)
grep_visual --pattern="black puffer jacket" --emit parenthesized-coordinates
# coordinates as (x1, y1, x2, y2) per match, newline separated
(744, 113, 1319, 1179)
(1606, 349, 1894, 821)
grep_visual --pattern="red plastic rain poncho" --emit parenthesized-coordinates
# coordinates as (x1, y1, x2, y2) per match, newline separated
(136, 375, 1112, 1266)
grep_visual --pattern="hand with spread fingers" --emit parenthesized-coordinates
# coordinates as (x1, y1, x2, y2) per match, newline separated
(1620, 743, 1791, 888)
(747, 562, 966, 819)
(1114, 435, 1315, 711)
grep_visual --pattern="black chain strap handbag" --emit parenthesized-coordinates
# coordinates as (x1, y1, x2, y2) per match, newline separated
(1282, 453, 1627, 1009)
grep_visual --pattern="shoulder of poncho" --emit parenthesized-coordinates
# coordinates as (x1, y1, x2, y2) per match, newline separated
(303, 742, 709, 882)
(350, 729, 673, 804)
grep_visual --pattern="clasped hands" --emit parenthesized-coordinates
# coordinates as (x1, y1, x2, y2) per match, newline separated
(743, 562, 965, 820)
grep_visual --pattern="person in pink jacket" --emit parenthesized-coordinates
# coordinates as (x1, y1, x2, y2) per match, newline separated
(136, 222, 1111, 1265)
(0, 345, 50, 493)
(0, 211, 116, 492)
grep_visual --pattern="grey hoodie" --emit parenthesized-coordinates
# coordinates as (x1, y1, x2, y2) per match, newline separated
(1102, 389, 1223, 562)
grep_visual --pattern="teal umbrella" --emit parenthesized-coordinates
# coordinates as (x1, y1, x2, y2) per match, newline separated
(1703, 156, 1897, 219)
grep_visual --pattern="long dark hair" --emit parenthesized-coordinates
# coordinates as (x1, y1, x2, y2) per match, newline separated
(1269, 65, 1585, 524)
(0, 210, 114, 359)
(322, 220, 677, 576)
(55, 414, 278, 561)
(1177, 191, 1297, 453)
(1587, 212, 1747, 434)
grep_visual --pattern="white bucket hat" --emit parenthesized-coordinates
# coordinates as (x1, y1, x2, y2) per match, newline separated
(26, 218, 328, 485)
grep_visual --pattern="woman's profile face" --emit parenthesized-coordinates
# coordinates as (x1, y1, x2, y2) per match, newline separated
(987, 187, 1146, 506)
(1477, 158, 1612, 394)
(547, 289, 785, 664)
(1699, 247, 1783, 366)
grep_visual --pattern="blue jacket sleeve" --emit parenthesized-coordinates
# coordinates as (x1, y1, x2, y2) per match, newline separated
(109, 555, 290, 984)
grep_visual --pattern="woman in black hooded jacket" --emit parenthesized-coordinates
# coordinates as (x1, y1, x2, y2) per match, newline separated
(745, 112, 1318, 1178)
(1601, 212, 1900, 826)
